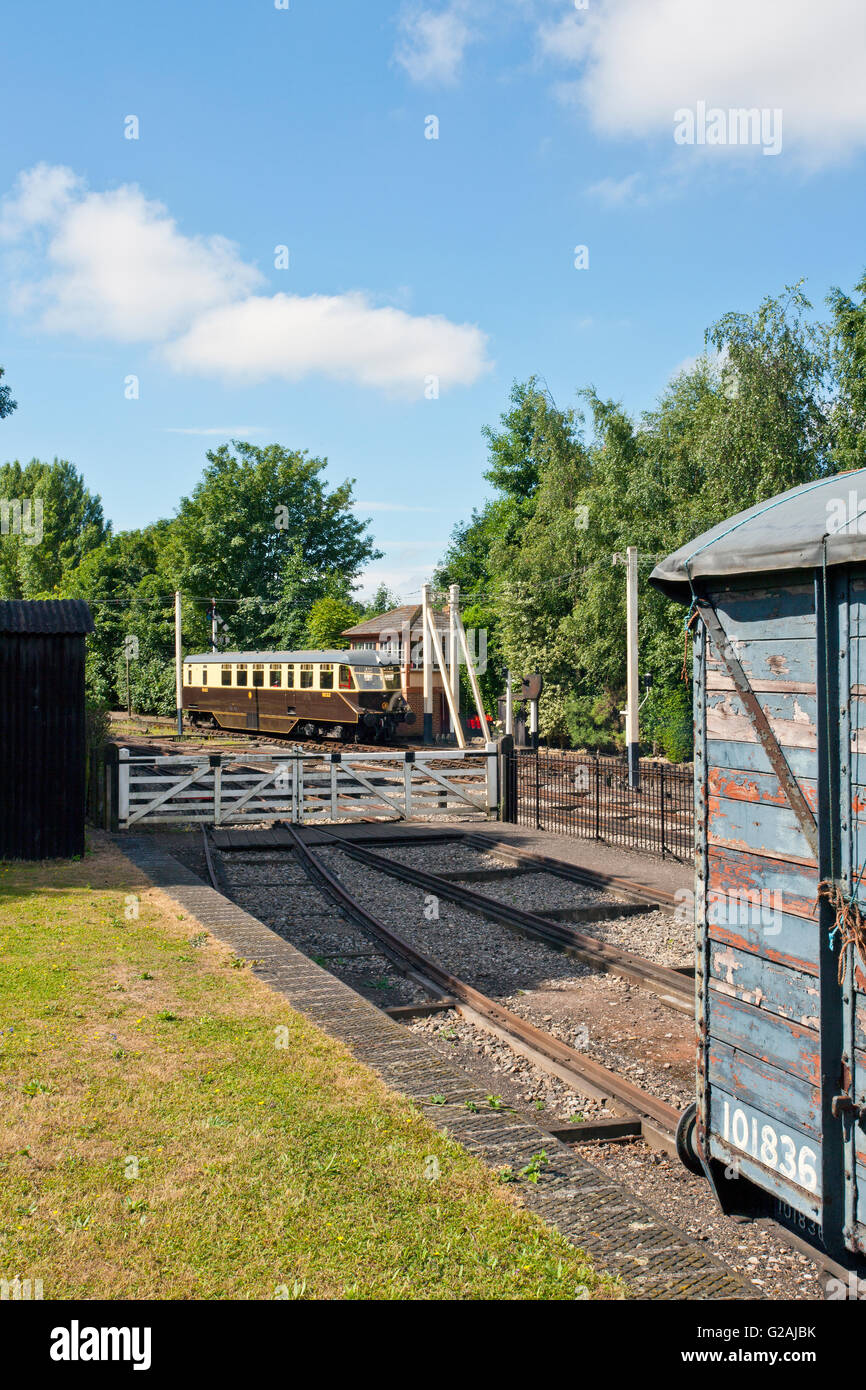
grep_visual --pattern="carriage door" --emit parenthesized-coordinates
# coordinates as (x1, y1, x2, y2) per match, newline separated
(839, 568, 866, 1257)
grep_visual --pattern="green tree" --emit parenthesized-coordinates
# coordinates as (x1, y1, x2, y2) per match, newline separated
(62, 524, 176, 710)
(0, 458, 108, 599)
(828, 271, 866, 472)
(0, 367, 16, 420)
(304, 594, 362, 649)
(362, 583, 401, 618)
(171, 441, 380, 652)
(436, 284, 836, 747)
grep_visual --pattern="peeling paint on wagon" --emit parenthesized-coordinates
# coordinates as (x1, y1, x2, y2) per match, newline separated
(709, 943, 819, 1026)
(709, 766, 819, 812)
(706, 689, 818, 750)
(708, 792, 815, 862)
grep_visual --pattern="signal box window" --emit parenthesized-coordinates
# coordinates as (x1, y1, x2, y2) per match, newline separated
(236, 664, 248, 687)
(300, 663, 314, 689)
(285, 665, 295, 689)
(339, 665, 352, 690)
(221, 664, 232, 686)
(252, 663, 265, 687)
(320, 664, 334, 690)
(269, 664, 282, 687)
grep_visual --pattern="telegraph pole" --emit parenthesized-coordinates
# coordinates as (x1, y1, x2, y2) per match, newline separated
(626, 546, 639, 789)
(421, 582, 433, 743)
(504, 671, 513, 736)
(211, 597, 218, 653)
(174, 590, 183, 737)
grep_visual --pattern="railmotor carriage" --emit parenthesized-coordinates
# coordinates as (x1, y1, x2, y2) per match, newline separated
(651, 467, 866, 1274)
(182, 649, 415, 741)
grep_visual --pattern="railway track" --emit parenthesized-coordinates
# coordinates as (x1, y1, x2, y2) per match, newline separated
(202, 825, 685, 1149)
(301, 826, 694, 1015)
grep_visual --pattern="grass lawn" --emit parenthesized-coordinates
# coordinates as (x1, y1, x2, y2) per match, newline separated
(0, 835, 622, 1300)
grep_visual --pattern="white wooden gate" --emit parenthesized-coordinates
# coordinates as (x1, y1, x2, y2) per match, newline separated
(117, 745, 498, 827)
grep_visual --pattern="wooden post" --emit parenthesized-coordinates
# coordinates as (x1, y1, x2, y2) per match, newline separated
(455, 611, 487, 736)
(421, 582, 433, 743)
(426, 605, 466, 748)
(175, 590, 183, 738)
(626, 545, 640, 790)
(448, 584, 460, 736)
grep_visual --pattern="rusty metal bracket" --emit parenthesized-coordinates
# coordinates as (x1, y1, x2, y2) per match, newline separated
(697, 598, 819, 861)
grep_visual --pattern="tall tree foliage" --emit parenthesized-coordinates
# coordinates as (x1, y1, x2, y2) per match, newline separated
(57, 441, 379, 711)
(0, 366, 16, 420)
(438, 286, 836, 751)
(171, 441, 379, 653)
(0, 459, 108, 598)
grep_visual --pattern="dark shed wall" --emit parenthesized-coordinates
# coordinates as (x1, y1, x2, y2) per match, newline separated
(0, 633, 88, 859)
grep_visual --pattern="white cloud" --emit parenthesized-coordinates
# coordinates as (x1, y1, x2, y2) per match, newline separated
(163, 291, 490, 394)
(2, 166, 491, 393)
(0, 163, 81, 239)
(539, 0, 866, 166)
(1, 176, 262, 340)
(394, 6, 474, 84)
(586, 172, 645, 206)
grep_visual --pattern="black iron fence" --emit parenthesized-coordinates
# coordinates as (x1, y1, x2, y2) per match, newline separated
(502, 747, 694, 860)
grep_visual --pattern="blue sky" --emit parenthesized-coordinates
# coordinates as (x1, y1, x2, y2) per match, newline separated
(2, 0, 866, 599)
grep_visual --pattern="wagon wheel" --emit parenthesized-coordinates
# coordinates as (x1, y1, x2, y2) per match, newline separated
(675, 1102, 703, 1176)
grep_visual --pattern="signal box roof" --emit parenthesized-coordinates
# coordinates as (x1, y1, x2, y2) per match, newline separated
(650, 468, 866, 602)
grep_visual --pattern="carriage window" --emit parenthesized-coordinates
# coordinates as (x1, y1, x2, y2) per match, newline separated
(319, 664, 334, 690)
(252, 663, 265, 687)
(236, 664, 248, 687)
(352, 667, 385, 690)
(339, 665, 352, 690)
(201, 665, 208, 686)
(300, 663, 314, 689)
(221, 664, 232, 686)
(285, 664, 295, 689)
(269, 664, 282, 687)
(185, 666, 191, 684)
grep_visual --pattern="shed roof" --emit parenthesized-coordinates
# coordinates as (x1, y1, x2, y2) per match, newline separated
(649, 469, 866, 603)
(0, 599, 95, 635)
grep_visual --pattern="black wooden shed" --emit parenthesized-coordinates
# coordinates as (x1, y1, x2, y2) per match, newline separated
(0, 599, 95, 860)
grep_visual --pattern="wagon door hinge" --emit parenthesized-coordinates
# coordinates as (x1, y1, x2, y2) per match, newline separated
(696, 598, 819, 860)
(831, 1093, 865, 1122)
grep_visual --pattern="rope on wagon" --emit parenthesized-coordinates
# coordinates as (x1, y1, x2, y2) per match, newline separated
(681, 600, 700, 683)
(819, 872, 866, 985)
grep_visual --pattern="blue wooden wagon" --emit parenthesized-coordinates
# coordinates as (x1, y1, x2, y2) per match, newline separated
(651, 470, 866, 1272)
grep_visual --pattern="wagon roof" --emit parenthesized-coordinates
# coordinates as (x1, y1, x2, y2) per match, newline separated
(650, 467, 866, 603)
(183, 649, 399, 666)
(0, 598, 95, 634)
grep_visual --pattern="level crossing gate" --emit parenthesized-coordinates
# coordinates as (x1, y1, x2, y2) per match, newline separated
(114, 745, 498, 827)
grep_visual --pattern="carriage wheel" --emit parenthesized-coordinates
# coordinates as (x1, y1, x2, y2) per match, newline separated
(675, 1102, 704, 1176)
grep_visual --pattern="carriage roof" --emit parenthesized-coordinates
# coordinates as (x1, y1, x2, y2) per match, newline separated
(183, 650, 401, 667)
